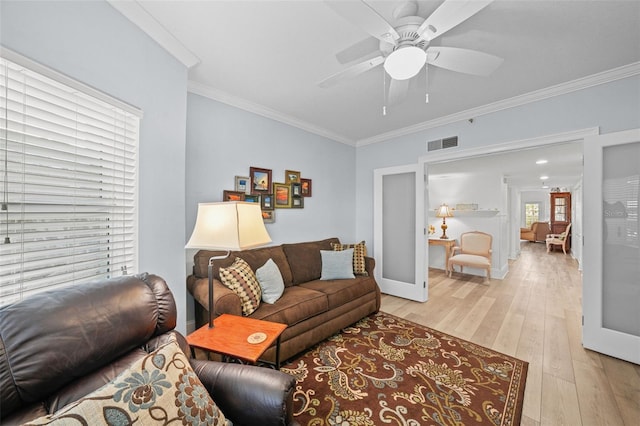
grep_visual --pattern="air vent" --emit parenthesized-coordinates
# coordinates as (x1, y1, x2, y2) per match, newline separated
(427, 136, 458, 152)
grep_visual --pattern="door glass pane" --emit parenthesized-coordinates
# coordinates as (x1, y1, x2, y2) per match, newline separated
(602, 141, 640, 336)
(525, 203, 539, 227)
(382, 173, 416, 283)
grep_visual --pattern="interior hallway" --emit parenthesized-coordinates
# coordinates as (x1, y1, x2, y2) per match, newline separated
(381, 241, 640, 425)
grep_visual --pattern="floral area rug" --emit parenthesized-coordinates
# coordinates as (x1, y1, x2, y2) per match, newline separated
(281, 312, 527, 426)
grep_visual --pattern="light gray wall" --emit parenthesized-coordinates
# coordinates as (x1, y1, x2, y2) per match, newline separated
(1, 1, 190, 333)
(355, 75, 640, 251)
(185, 93, 357, 245)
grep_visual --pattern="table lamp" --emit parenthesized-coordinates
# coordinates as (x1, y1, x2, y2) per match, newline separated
(185, 201, 271, 328)
(436, 203, 454, 239)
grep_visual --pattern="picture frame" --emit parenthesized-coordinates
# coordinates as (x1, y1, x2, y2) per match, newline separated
(250, 167, 272, 194)
(223, 190, 245, 201)
(291, 182, 302, 197)
(285, 170, 300, 184)
(273, 182, 291, 208)
(244, 194, 260, 203)
(260, 193, 274, 210)
(291, 196, 304, 209)
(234, 175, 251, 194)
(300, 178, 312, 197)
(262, 210, 275, 223)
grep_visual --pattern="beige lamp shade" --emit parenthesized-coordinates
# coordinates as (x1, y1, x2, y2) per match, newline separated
(436, 203, 454, 218)
(185, 201, 271, 250)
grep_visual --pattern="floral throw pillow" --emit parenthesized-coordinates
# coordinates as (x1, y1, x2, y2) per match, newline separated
(24, 335, 229, 425)
(332, 240, 368, 276)
(219, 257, 262, 316)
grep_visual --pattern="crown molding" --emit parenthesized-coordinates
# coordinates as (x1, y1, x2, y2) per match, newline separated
(356, 62, 640, 147)
(187, 81, 355, 146)
(107, 0, 200, 69)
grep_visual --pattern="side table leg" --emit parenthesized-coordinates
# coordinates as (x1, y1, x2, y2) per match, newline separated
(275, 335, 282, 370)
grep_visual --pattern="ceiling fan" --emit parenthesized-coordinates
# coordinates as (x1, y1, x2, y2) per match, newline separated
(319, 0, 503, 106)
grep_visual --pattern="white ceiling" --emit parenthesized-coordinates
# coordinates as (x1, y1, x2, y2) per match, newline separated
(110, 0, 639, 188)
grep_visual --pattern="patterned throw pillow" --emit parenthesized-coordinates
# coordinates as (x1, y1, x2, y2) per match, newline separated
(219, 257, 262, 316)
(332, 241, 368, 276)
(25, 335, 229, 426)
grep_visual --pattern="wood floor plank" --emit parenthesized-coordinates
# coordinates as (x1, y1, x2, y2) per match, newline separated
(573, 359, 625, 426)
(540, 373, 582, 425)
(543, 315, 576, 383)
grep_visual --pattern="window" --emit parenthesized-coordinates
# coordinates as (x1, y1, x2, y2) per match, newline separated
(0, 51, 141, 306)
(524, 202, 540, 227)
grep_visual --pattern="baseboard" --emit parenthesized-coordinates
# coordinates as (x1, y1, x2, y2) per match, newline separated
(186, 320, 196, 335)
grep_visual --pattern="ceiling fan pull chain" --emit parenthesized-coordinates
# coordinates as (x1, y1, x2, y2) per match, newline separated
(382, 69, 387, 116)
(425, 64, 430, 104)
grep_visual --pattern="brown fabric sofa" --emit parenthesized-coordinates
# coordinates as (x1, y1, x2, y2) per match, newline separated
(0, 273, 296, 426)
(187, 237, 381, 364)
(520, 221, 551, 242)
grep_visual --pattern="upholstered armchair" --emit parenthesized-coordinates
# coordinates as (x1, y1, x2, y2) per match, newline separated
(520, 221, 551, 242)
(448, 231, 493, 283)
(546, 223, 572, 254)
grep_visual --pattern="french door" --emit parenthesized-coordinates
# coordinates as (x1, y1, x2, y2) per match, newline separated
(373, 164, 427, 302)
(583, 129, 640, 364)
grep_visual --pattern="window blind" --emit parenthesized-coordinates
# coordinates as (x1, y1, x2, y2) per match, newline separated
(0, 54, 140, 306)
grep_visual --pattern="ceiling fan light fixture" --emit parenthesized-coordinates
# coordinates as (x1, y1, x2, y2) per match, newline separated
(384, 46, 426, 80)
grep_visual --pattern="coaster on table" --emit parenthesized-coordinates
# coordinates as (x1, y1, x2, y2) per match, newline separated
(247, 332, 267, 344)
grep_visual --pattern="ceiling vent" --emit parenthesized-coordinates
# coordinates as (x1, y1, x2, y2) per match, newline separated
(427, 136, 458, 152)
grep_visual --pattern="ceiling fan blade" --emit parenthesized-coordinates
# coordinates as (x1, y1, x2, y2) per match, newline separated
(335, 37, 380, 64)
(387, 78, 409, 106)
(318, 56, 385, 88)
(325, 1, 399, 45)
(426, 47, 503, 76)
(417, 0, 494, 42)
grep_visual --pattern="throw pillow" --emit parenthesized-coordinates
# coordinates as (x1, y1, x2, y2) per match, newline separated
(320, 248, 356, 280)
(332, 240, 368, 276)
(256, 258, 285, 304)
(25, 335, 228, 426)
(219, 257, 262, 316)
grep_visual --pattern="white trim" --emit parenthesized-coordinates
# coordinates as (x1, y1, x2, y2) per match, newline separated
(1, 46, 143, 118)
(357, 63, 640, 146)
(188, 81, 355, 146)
(107, 0, 200, 69)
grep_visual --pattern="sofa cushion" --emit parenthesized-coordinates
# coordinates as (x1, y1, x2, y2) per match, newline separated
(194, 245, 293, 286)
(332, 241, 368, 276)
(282, 237, 340, 285)
(300, 276, 378, 311)
(25, 336, 228, 426)
(320, 249, 355, 280)
(249, 286, 328, 327)
(219, 257, 262, 316)
(256, 258, 285, 304)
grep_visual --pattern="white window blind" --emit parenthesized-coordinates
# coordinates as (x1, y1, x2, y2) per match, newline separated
(0, 53, 140, 306)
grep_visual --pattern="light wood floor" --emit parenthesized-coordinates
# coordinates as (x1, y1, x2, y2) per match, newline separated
(381, 241, 640, 426)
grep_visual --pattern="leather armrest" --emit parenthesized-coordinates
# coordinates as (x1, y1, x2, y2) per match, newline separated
(190, 359, 296, 426)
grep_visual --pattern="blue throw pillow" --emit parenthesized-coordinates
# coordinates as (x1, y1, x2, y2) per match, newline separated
(320, 249, 355, 280)
(256, 258, 285, 304)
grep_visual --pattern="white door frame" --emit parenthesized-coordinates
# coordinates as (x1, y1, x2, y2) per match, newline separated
(418, 127, 597, 271)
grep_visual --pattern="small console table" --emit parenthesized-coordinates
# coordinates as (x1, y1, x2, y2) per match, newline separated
(428, 238, 457, 272)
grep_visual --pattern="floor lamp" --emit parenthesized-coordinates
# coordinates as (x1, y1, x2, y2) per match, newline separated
(185, 201, 271, 328)
(436, 203, 454, 239)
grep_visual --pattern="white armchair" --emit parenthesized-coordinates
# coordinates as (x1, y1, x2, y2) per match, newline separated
(448, 231, 493, 283)
(546, 223, 571, 254)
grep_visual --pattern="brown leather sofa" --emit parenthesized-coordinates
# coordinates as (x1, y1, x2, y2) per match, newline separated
(187, 237, 381, 364)
(520, 221, 551, 242)
(0, 273, 296, 426)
